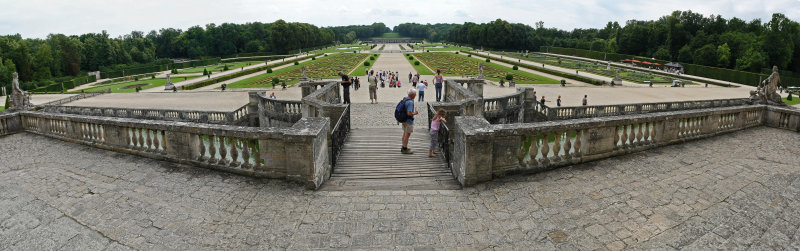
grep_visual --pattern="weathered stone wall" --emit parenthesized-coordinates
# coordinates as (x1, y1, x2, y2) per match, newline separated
(451, 105, 800, 186)
(42, 105, 250, 126)
(16, 111, 332, 189)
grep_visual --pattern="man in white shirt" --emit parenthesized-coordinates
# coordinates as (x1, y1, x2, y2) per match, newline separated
(417, 81, 427, 102)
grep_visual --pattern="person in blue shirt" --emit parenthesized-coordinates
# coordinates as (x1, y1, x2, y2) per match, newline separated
(401, 89, 419, 154)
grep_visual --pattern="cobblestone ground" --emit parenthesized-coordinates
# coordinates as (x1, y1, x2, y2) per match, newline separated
(1, 127, 799, 249)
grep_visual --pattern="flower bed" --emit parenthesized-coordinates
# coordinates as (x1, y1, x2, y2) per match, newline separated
(228, 53, 369, 88)
(413, 53, 557, 84)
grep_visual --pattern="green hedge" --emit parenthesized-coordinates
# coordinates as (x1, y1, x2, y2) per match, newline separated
(541, 46, 799, 87)
(30, 75, 98, 93)
(100, 58, 222, 79)
(463, 51, 605, 86)
(182, 54, 321, 90)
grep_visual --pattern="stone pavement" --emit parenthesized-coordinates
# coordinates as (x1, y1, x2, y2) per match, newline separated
(28, 94, 77, 105)
(1, 127, 798, 249)
(62, 92, 250, 111)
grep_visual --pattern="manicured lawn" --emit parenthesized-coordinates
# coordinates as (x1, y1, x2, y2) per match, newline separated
(372, 32, 406, 39)
(0, 106, 4, 111)
(178, 61, 260, 74)
(310, 44, 371, 54)
(350, 54, 380, 76)
(411, 43, 473, 52)
(406, 54, 435, 75)
(414, 52, 559, 84)
(76, 76, 200, 93)
(783, 97, 800, 106)
(227, 53, 369, 88)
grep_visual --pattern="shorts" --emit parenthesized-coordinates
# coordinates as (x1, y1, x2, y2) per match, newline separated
(369, 86, 377, 99)
(402, 122, 414, 133)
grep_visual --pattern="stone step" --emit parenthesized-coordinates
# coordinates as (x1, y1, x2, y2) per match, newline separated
(321, 177, 461, 191)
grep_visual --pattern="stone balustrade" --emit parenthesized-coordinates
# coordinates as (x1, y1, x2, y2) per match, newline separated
(41, 105, 250, 126)
(257, 92, 303, 127)
(38, 91, 110, 107)
(17, 111, 331, 189)
(482, 90, 525, 124)
(0, 112, 23, 136)
(545, 98, 751, 121)
(451, 105, 793, 186)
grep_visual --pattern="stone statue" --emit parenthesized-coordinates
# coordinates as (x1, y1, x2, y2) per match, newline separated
(751, 66, 785, 106)
(163, 74, 175, 90)
(613, 69, 623, 86)
(299, 66, 310, 81)
(477, 63, 486, 79)
(607, 62, 611, 71)
(7, 72, 30, 110)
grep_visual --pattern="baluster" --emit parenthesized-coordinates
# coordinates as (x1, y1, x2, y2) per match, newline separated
(540, 134, 550, 166)
(160, 131, 167, 151)
(198, 134, 207, 160)
(230, 138, 240, 167)
(218, 136, 228, 164)
(643, 122, 651, 143)
(208, 136, 218, 163)
(563, 131, 572, 159)
(152, 130, 161, 152)
(528, 135, 539, 167)
(573, 130, 582, 157)
(518, 135, 529, 166)
(551, 131, 561, 162)
(130, 128, 138, 147)
(620, 125, 628, 147)
(628, 124, 635, 146)
(614, 125, 620, 148)
(146, 129, 153, 150)
(636, 122, 644, 145)
(241, 139, 252, 169)
(138, 128, 145, 149)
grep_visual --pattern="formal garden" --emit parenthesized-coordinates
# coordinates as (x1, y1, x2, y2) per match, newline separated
(309, 44, 371, 54)
(494, 52, 686, 85)
(413, 52, 559, 84)
(405, 54, 434, 75)
(75, 76, 201, 93)
(178, 61, 261, 74)
(226, 53, 369, 88)
(410, 43, 473, 52)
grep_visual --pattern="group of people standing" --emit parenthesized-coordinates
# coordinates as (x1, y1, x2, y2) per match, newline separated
(532, 91, 589, 109)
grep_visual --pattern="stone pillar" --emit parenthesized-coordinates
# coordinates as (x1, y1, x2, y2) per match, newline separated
(467, 81, 484, 98)
(165, 131, 197, 160)
(102, 124, 128, 147)
(454, 116, 494, 186)
(248, 91, 261, 127)
(703, 115, 718, 134)
(656, 119, 680, 143)
(581, 125, 617, 157)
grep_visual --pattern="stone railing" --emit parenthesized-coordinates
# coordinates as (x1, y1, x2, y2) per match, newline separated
(17, 111, 331, 189)
(41, 105, 251, 126)
(38, 90, 110, 107)
(482, 90, 525, 124)
(301, 82, 346, 129)
(428, 79, 485, 129)
(0, 112, 23, 136)
(546, 98, 751, 121)
(256, 93, 303, 127)
(452, 105, 772, 186)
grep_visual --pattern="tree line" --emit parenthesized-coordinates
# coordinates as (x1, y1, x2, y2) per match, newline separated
(395, 11, 800, 75)
(0, 21, 388, 89)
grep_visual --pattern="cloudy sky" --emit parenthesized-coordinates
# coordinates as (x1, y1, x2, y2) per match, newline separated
(1, 0, 799, 38)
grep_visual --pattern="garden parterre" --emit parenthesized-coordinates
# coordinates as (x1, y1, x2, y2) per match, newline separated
(228, 53, 369, 88)
(413, 52, 558, 84)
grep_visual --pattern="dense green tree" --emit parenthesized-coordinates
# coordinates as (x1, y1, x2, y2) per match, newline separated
(693, 44, 717, 66)
(717, 43, 731, 67)
(735, 47, 767, 72)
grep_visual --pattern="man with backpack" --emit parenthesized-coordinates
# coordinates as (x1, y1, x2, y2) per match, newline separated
(338, 71, 351, 104)
(396, 89, 419, 154)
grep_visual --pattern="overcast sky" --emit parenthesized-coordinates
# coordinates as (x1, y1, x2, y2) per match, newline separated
(1, 0, 799, 38)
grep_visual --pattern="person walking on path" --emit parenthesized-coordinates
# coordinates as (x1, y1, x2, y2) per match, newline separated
(429, 109, 447, 157)
(368, 71, 378, 104)
(411, 74, 419, 87)
(582, 95, 588, 106)
(408, 72, 412, 83)
(557, 96, 562, 107)
(540, 96, 550, 110)
(434, 70, 445, 102)
(338, 71, 352, 104)
(417, 80, 427, 102)
(400, 89, 418, 154)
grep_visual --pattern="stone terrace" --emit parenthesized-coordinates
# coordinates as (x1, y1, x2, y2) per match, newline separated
(1, 127, 798, 249)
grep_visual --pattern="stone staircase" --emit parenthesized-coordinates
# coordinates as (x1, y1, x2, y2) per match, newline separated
(322, 127, 460, 190)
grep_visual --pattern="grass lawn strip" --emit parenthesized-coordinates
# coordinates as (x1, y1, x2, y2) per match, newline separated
(179, 61, 260, 74)
(414, 52, 558, 84)
(350, 54, 380, 76)
(311, 44, 370, 54)
(372, 32, 405, 39)
(227, 53, 369, 88)
(783, 97, 800, 106)
(76, 76, 200, 93)
(407, 54, 435, 75)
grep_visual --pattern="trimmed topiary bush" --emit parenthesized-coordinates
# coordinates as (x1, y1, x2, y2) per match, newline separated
(369, 56, 375, 60)
(467, 54, 472, 57)
(455, 52, 459, 54)
(364, 61, 371, 66)
(294, 61, 299, 65)
(506, 74, 513, 80)
(203, 68, 208, 75)
(789, 93, 793, 100)
(512, 65, 519, 70)
(312, 57, 316, 60)
(151, 75, 155, 79)
(485, 58, 491, 63)
(272, 77, 280, 85)
(414, 61, 420, 66)
(408, 56, 414, 60)
(223, 65, 230, 71)
(267, 68, 273, 73)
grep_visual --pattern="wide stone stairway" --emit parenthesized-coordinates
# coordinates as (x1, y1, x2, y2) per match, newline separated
(323, 127, 460, 190)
